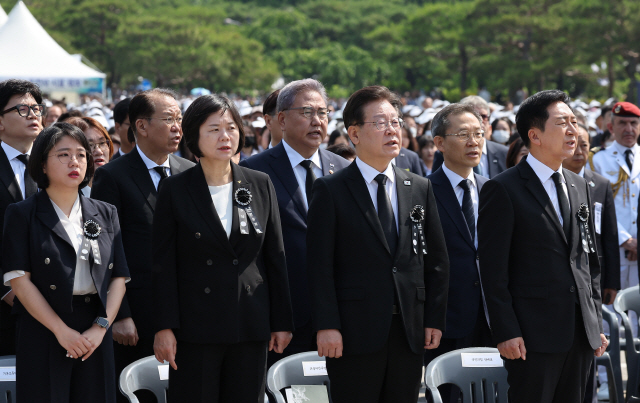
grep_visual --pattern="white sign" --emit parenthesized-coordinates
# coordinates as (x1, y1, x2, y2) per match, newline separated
(302, 361, 328, 376)
(594, 202, 602, 235)
(460, 353, 503, 368)
(158, 364, 169, 380)
(0, 366, 15, 382)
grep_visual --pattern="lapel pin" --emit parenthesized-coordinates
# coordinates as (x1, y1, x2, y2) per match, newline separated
(493, 159, 498, 163)
(329, 170, 334, 174)
(613, 151, 618, 155)
(589, 181, 595, 187)
(607, 171, 618, 176)
(237, 180, 241, 183)
(404, 180, 411, 186)
(570, 184, 575, 187)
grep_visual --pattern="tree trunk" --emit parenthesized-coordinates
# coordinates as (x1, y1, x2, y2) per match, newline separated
(625, 54, 638, 104)
(608, 53, 614, 98)
(459, 42, 467, 96)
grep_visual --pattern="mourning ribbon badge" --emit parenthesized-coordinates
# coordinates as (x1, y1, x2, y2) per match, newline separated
(577, 203, 596, 253)
(235, 188, 263, 235)
(81, 220, 102, 264)
(410, 205, 427, 255)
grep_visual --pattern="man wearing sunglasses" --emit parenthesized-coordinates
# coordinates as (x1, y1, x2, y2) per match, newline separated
(0, 79, 44, 356)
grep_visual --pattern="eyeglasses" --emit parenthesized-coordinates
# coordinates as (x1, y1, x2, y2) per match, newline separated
(147, 116, 183, 127)
(480, 114, 490, 122)
(1, 104, 46, 117)
(445, 130, 485, 142)
(361, 118, 404, 131)
(48, 152, 87, 165)
(89, 140, 110, 152)
(284, 107, 329, 120)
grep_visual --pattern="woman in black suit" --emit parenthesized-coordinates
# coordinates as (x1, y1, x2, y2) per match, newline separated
(152, 95, 294, 402)
(2, 123, 129, 402)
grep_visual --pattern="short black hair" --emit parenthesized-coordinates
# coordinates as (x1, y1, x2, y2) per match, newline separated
(328, 130, 350, 146)
(431, 103, 482, 138)
(516, 90, 570, 147)
(182, 94, 245, 158)
(29, 122, 94, 190)
(128, 88, 178, 143)
(326, 143, 356, 160)
(343, 86, 402, 129)
(113, 98, 131, 125)
(0, 79, 43, 111)
(263, 90, 280, 117)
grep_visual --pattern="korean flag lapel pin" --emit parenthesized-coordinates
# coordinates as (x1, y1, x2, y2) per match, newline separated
(329, 163, 335, 174)
(404, 180, 411, 186)
(589, 181, 595, 188)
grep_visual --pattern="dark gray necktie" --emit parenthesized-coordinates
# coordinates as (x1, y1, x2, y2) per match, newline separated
(458, 179, 475, 243)
(374, 174, 398, 256)
(153, 166, 168, 190)
(299, 160, 317, 206)
(16, 154, 37, 198)
(551, 172, 571, 240)
(625, 149, 634, 171)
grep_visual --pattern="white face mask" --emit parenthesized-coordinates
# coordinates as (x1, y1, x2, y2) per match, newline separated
(424, 130, 432, 137)
(604, 140, 614, 148)
(492, 130, 510, 144)
(409, 127, 417, 137)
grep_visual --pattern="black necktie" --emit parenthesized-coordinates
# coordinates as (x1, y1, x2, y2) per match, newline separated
(299, 160, 317, 207)
(458, 179, 475, 243)
(153, 166, 168, 190)
(16, 154, 37, 199)
(626, 149, 634, 171)
(551, 172, 571, 240)
(374, 174, 398, 256)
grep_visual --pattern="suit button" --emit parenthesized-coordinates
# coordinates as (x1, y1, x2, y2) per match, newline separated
(204, 287, 211, 294)
(392, 267, 397, 273)
(195, 232, 201, 239)
(108, 263, 113, 270)
(474, 281, 480, 286)
(233, 259, 239, 266)
(50, 285, 56, 290)
(246, 285, 251, 292)
(85, 296, 91, 303)
(44, 258, 50, 265)
(206, 259, 213, 266)
(570, 286, 575, 292)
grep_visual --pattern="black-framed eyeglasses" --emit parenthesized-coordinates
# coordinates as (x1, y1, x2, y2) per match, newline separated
(360, 118, 404, 131)
(1, 104, 46, 117)
(445, 130, 485, 142)
(284, 107, 329, 120)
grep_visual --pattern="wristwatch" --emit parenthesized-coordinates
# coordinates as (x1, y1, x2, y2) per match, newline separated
(94, 317, 109, 329)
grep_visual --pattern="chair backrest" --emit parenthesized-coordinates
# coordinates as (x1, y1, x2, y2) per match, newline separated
(267, 351, 330, 403)
(0, 356, 15, 403)
(613, 286, 640, 400)
(425, 347, 508, 403)
(119, 356, 168, 403)
(614, 286, 640, 314)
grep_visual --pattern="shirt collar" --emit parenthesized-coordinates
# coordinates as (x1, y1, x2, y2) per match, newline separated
(612, 140, 638, 156)
(526, 153, 564, 184)
(578, 167, 585, 178)
(442, 162, 477, 189)
(282, 140, 321, 171)
(137, 145, 170, 170)
(355, 157, 395, 185)
(482, 140, 487, 155)
(1, 142, 30, 161)
(49, 194, 81, 222)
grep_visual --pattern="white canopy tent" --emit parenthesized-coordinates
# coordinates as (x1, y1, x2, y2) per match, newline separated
(0, 5, 7, 28)
(0, 1, 105, 96)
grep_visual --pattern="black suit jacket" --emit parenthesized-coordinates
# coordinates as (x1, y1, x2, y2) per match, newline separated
(478, 157, 603, 353)
(429, 168, 488, 339)
(433, 141, 508, 179)
(584, 169, 620, 293)
(394, 147, 424, 176)
(239, 143, 350, 329)
(307, 162, 449, 355)
(91, 147, 194, 338)
(1, 191, 129, 317)
(152, 163, 293, 344)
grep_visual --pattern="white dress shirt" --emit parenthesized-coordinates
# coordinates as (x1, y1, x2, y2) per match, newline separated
(137, 145, 171, 190)
(527, 153, 570, 224)
(1, 142, 31, 200)
(209, 182, 233, 238)
(355, 158, 399, 233)
(4, 196, 98, 295)
(282, 140, 323, 210)
(441, 163, 479, 249)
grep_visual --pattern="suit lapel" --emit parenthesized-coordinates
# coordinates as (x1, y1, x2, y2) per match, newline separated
(394, 167, 412, 259)
(128, 148, 158, 211)
(486, 143, 496, 178)
(168, 154, 187, 176)
(345, 162, 390, 254)
(80, 195, 103, 270)
(268, 143, 307, 219)
(34, 190, 74, 249)
(430, 169, 475, 248)
(319, 149, 337, 177)
(0, 144, 23, 202)
(564, 169, 582, 250)
(229, 163, 248, 249)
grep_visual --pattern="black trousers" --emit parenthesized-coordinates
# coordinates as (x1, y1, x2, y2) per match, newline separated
(504, 307, 594, 403)
(0, 300, 16, 356)
(168, 339, 268, 403)
(326, 315, 423, 403)
(424, 300, 493, 403)
(114, 334, 155, 403)
(16, 294, 116, 403)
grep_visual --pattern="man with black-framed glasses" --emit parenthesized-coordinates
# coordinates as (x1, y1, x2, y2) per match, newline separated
(0, 79, 44, 356)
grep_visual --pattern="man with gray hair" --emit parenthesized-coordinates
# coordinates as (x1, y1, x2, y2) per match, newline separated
(240, 78, 350, 366)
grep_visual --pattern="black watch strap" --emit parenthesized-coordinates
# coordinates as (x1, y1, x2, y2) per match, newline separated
(94, 317, 109, 329)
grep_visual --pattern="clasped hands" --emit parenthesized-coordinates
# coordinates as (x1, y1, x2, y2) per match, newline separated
(56, 323, 107, 361)
(498, 334, 608, 360)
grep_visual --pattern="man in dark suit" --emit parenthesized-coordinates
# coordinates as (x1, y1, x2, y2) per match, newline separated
(478, 90, 608, 402)
(426, 103, 492, 403)
(0, 79, 43, 356)
(110, 98, 133, 160)
(395, 147, 424, 176)
(240, 79, 350, 365)
(307, 85, 449, 403)
(91, 88, 194, 403)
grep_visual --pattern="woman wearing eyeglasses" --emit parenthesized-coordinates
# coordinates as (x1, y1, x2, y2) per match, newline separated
(65, 117, 114, 197)
(2, 122, 129, 402)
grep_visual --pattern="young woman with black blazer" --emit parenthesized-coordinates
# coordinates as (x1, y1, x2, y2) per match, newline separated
(2, 123, 129, 402)
(152, 95, 294, 402)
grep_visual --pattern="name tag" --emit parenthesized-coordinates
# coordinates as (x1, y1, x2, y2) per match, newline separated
(0, 366, 15, 381)
(158, 364, 169, 380)
(594, 202, 602, 235)
(460, 353, 503, 367)
(302, 361, 328, 376)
